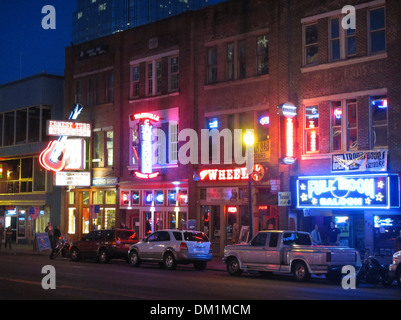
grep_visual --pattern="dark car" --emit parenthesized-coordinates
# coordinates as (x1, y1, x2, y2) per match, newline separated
(69, 229, 138, 263)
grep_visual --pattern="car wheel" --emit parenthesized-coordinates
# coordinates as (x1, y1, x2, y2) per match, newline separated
(292, 261, 310, 282)
(226, 257, 243, 276)
(98, 249, 109, 264)
(128, 250, 141, 267)
(396, 268, 401, 287)
(194, 261, 207, 271)
(70, 248, 80, 262)
(163, 252, 177, 270)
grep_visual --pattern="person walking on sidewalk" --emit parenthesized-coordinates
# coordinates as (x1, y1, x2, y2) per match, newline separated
(5, 226, 12, 249)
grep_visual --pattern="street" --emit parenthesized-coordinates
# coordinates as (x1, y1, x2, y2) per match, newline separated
(0, 253, 400, 302)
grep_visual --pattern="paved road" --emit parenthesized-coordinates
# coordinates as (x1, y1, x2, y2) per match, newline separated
(0, 253, 400, 303)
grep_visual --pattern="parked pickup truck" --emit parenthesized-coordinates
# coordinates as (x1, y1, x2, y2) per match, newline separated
(222, 230, 360, 281)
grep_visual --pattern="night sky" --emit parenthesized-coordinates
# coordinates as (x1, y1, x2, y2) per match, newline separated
(0, 0, 76, 86)
(0, 0, 226, 87)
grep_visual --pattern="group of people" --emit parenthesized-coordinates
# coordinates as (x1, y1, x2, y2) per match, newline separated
(311, 222, 401, 253)
(45, 222, 62, 248)
(310, 222, 343, 246)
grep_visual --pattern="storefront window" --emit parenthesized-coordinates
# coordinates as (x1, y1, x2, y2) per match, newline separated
(68, 208, 76, 234)
(82, 191, 90, 205)
(82, 208, 90, 234)
(104, 208, 115, 229)
(93, 190, 104, 204)
(68, 192, 75, 205)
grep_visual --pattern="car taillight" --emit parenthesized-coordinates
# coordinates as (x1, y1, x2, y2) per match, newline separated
(179, 242, 188, 251)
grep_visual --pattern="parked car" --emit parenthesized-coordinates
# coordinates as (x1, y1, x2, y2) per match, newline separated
(69, 229, 138, 263)
(128, 229, 212, 270)
(389, 251, 401, 287)
(223, 230, 360, 281)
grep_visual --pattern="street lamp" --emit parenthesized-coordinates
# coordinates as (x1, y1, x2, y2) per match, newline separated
(244, 131, 254, 240)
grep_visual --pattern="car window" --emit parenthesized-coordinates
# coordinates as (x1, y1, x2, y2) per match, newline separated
(102, 230, 114, 241)
(251, 233, 267, 247)
(183, 231, 209, 242)
(85, 232, 96, 241)
(158, 231, 170, 241)
(269, 233, 279, 247)
(173, 231, 183, 241)
(283, 232, 311, 246)
(146, 232, 159, 242)
(116, 230, 138, 241)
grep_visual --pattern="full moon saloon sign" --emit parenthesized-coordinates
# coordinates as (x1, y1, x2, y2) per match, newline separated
(296, 174, 400, 209)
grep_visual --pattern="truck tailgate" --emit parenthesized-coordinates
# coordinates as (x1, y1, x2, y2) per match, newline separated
(329, 248, 357, 265)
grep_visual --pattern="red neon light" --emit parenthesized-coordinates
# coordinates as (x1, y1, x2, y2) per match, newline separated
(131, 112, 160, 122)
(285, 118, 294, 158)
(134, 171, 160, 179)
(200, 168, 248, 181)
(39, 140, 66, 172)
(227, 206, 237, 213)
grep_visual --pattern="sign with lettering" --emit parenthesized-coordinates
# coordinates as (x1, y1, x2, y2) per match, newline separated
(331, 150, 388, 172)
(55, 171, 91, 186)
(296, 174, 400, 209)
(200, 168, 249, 181)
(47, 120, 91, 137)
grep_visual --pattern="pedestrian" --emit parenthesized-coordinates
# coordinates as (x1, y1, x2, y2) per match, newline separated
(310, 224, 322, 245)
(0, 223, 4, 249)
(45, 222, 54, 249)
(395, 230, 401, 253)
(5, 226, 12, 249)
(54, 226, 61, 247)
(328, 221, 341, 246)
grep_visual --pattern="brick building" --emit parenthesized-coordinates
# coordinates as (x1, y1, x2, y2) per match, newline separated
(63, 0, 401, 257)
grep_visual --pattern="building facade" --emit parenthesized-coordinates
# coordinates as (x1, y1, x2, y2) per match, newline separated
(64, 0, 401, 258)
(0, 74, 65, 244)
(288, 0, 401, 260)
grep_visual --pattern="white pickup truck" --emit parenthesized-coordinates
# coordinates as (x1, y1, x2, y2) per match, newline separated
(389, 251, 401, 287)
(222, 230, 360, 281)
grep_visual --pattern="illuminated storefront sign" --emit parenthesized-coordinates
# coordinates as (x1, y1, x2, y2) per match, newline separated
(47, 120, 91, 137)
(55, 171, 91, 187)
(296, 174, 400, 209)
(199, 167, 249, 181)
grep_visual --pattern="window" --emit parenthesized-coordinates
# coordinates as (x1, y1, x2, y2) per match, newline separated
(87, 76, 99, 106)
(207, 46, 218, 83)
(238, 40, 246, 79)
(4, 111, 15, 146)
(16, 109, 27, 144)
(256, 35, 269, 75)
(304, 23, 318, 65)
(93, 129, 113, 168)
(283, 232, 311, 245)
(305, 105, 319, 153)
(370, 95, 388, 148)
(146, 62, 153, 96)
(106, 72, 114, 103)
(131, 65, 140, 98)
(251, 232, 267, 247)
(75, 79, 82, 103)
(227, 42, 235, 80)
(0, 157, 45, 194)
(330, 17, 356, 61)
(169, 56, 179, 92)
(369, 7, 386, 54)
(331, 99, 358, 152)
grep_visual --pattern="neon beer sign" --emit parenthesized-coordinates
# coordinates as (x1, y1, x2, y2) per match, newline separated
(296, 174, 400, 209)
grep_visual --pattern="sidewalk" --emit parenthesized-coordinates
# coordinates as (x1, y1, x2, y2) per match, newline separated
(0, 243, 227, 272)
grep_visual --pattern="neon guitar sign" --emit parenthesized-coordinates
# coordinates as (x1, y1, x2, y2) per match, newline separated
(39, 104, 84, 172)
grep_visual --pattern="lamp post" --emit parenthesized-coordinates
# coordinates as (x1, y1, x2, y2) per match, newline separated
(244, 131, 254, 240)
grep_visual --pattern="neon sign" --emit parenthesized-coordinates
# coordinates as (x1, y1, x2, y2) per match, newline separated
(199, 167, 248, 181)
(296, 174, 400, 209)
(132, 112, 160, 179)
(47, 120, 91, 137)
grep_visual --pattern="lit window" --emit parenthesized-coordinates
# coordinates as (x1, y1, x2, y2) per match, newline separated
(257, 35, 269, 75)
(370, 95, 388, 148)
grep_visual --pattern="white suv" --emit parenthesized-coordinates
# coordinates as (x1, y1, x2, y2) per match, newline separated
(128, 229, 212, 271)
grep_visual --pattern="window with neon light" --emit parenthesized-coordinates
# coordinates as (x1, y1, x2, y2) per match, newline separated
(331, 99, 358, 152)
(305, 105, 319, 153)
(370, 95, 388, 148)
